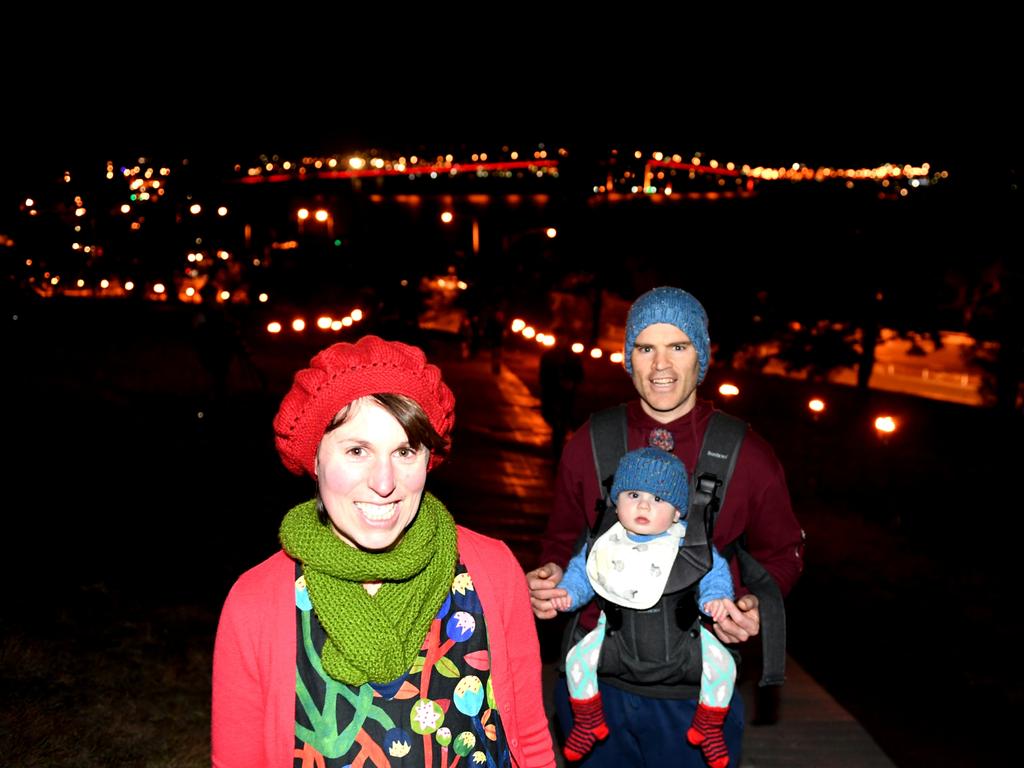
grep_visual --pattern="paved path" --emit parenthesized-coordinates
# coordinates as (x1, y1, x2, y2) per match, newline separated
(430, 346, 897, 767)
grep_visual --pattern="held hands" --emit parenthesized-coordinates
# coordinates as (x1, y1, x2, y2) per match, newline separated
(526, 562, 567, 619)
(711, 594, 761, 644)
(550, 594, 574, 612)
(702, 597, 734, 624)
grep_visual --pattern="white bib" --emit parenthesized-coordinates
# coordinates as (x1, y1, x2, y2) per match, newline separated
(586, 521, 686, 610)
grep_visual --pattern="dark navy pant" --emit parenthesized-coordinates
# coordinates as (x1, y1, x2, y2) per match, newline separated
(554, 674, 745, 766)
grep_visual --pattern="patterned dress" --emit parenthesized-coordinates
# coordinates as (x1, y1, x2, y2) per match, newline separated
(293, 561, 510, 768)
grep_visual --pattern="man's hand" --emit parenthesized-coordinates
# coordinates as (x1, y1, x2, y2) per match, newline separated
(712, 594, 760, 644)
(526, 562, 567, 619)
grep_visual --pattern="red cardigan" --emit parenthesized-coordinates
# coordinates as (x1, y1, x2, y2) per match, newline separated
(212, 526, 555, 768)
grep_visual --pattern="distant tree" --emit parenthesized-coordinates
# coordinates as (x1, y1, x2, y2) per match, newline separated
(957, 166, 1022, 414)
(964, 257, 1024, 413)
(771, 320, 862, 382)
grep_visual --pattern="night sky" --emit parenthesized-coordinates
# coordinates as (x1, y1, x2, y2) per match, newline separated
(3, 24, 1018, 194)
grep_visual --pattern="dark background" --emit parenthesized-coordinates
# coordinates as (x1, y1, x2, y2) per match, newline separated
(3, 25, 1022, 766)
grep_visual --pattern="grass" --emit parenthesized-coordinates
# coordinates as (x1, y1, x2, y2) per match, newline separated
(2, 585, 215, 768)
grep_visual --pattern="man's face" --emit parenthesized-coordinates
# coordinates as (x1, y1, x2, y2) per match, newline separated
(629, 323, 700, 423)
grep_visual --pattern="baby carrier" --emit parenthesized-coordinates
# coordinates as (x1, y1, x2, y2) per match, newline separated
(560, 405, 786, 698)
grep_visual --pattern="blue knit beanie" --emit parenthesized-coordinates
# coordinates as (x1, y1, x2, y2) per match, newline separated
(624, 286, 711, 383)
(610, 447, 689, 513)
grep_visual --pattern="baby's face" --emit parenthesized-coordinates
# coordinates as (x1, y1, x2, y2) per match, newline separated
(615, 490, 679, 536)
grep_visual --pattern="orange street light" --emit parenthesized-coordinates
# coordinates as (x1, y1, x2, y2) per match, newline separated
(874, 415, 897, 436)
(310, 208, 333, 238)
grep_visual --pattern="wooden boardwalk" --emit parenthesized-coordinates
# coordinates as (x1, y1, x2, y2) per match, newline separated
(738, 656, 895, 767)
(538, 655, 896, 768)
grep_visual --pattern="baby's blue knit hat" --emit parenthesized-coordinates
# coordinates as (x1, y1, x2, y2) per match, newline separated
(610, 447, 689, 512)
(624, 286, 711, 383)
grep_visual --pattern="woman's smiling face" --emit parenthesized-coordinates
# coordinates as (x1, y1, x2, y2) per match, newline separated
(315, 397, 428, 551)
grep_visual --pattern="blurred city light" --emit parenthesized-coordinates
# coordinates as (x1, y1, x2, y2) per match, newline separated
(719, 383, 740, 397)
(874, 415, 897, 435)
(809, 398, 826, 413)
(291, 318, 306, 332)
(523, 326, 536, 339)
(609, 351, 624, 364)
(571, 342, 585, 354)
(511, 318, 526, 333)
(267, 322, 282, 334)
(590, 348, 603, 359)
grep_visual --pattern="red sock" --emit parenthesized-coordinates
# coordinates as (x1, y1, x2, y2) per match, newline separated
(686, 703, 730, 768)
(563, 692, 610, 762)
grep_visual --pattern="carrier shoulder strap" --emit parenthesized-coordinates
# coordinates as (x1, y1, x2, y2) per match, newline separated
(588, 404, 628, 538)
(692, 411, 747, 520)
(692, 411, 749, 514)
(662, 410, 748, 594)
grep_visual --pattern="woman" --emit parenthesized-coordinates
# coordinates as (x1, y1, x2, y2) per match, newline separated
(212, 335, 555, 768)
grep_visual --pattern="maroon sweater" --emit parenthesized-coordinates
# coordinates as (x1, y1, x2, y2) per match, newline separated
(540, 399, 804, 627)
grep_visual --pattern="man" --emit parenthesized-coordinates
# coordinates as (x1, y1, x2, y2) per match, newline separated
(527, 286, 804, 766)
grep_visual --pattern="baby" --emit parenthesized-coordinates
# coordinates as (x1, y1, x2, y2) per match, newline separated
(551, 446, 737, 768)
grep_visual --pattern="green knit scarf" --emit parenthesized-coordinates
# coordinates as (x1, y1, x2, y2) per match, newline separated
(279, 492, 458, 685)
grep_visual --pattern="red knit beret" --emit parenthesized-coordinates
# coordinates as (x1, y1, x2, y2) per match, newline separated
(273, 335, 456, 477)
